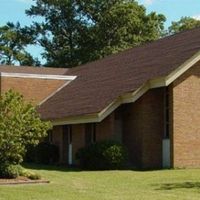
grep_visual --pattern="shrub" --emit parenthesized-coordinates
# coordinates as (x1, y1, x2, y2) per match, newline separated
(25, 142, 59, 165)
(24, 145, 36, 163)
(21, 170, 41, 180)
(28, 173, 41, 180)
(76, 140, 128, 170)
(34, 142, 59, 164)
(28, 172, 41, 180)
(0, 164, 41, 180)
(0, 164, 23, 179)
(0, 90, 52, 178)
(25, 142, 59, 164)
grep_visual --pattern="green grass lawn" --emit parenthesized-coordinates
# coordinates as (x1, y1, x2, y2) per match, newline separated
(1, 164, 200, 200)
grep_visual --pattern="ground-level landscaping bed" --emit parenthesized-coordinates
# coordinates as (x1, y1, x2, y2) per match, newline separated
(0, 176, 49, 185)
(0, 164, 200, 200)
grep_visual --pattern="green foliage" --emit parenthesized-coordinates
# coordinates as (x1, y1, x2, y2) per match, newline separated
(0, 164, 23, 179)
(25, 145, 37, 163)
(25, 0, 166, 67)
(25, 142, 59, 164)
(168, 17, 200, 34)
(0, 164, 41, 180)
(26, 0, 86, 67)
(0, 90, 52, 168)
(27, 172, 41, 180)
(76, 140, 128, 170)
(20, 169, 41, 180)
(79, 1, 166, 61)
(0, 22, 40, 66)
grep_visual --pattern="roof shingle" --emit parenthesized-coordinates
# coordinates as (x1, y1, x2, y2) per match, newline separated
(3, 28, 200, 121)
(0, 65, 68, 75)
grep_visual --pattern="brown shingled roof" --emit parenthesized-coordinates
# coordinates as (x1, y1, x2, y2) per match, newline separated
(5, 28, 200, 121)
(0, 65, 68, 75)
(38, 28, 200, 121)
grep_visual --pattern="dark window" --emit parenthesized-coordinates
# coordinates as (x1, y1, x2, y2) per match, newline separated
(68, 126, 72, 144)
(164, 87, 170, 139)
(62, 125, 72, 163)
(85, 123, 96, 145)
(63, 125, 72, 144)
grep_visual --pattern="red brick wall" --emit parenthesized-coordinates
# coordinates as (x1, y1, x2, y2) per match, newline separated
(51, 125, 85, 164)
(52, 126, 64, 163)
(71, 124, 85, 164)
(171, 62, 200, 168)
(51, 114, 123, 164)
(123, 88, 164, 169)
(51, 88, 165, 168)
(96, 113, 115, 141)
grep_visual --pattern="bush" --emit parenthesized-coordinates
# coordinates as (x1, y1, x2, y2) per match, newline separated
(27, 172, 41, 180)
(21, 170, 41, 180)
(0, 164, 23, 179)
(76, 140, 128, 170)
(0, 164, 41, 180)
(26, 142, 59, 164)
(24, 145, 36, 163)
(0, 90, 52, 179)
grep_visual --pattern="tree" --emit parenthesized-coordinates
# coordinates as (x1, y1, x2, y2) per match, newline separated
(78, 1, 166, 62)
(26, 0, 85, 67)
(0, 90, 52, 167)
(0, 22, 40, 66)
(168, 17, 200, 34)
(26, 0, 166, 67)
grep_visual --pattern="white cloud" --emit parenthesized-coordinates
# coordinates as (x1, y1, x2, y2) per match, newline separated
(193, 15, 200, 21)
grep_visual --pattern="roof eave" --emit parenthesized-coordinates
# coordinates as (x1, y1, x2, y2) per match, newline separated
(49, 50, 200, 125)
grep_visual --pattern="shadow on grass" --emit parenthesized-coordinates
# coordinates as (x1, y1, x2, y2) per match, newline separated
(22, 163, 167, 173)
(155, 182, 200, 190)
(22, 163, 81, 173)
(22, 163, 145, 173)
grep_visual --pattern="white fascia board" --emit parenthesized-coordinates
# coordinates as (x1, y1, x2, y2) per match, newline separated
(52, 114, 99, 126)
(50, 51, 200, 125)
(1, 72, 77, 81)
(165, 51, 200, 86)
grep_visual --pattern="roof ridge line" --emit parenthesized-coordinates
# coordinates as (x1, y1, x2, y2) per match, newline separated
(67, 27, 200, 74)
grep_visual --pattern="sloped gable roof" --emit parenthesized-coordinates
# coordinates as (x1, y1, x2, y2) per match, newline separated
(0, 65, 68, 75)
(1, 28, 200, 124)
(0, 67, 76, 106)
(38, 28, 200, 123)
